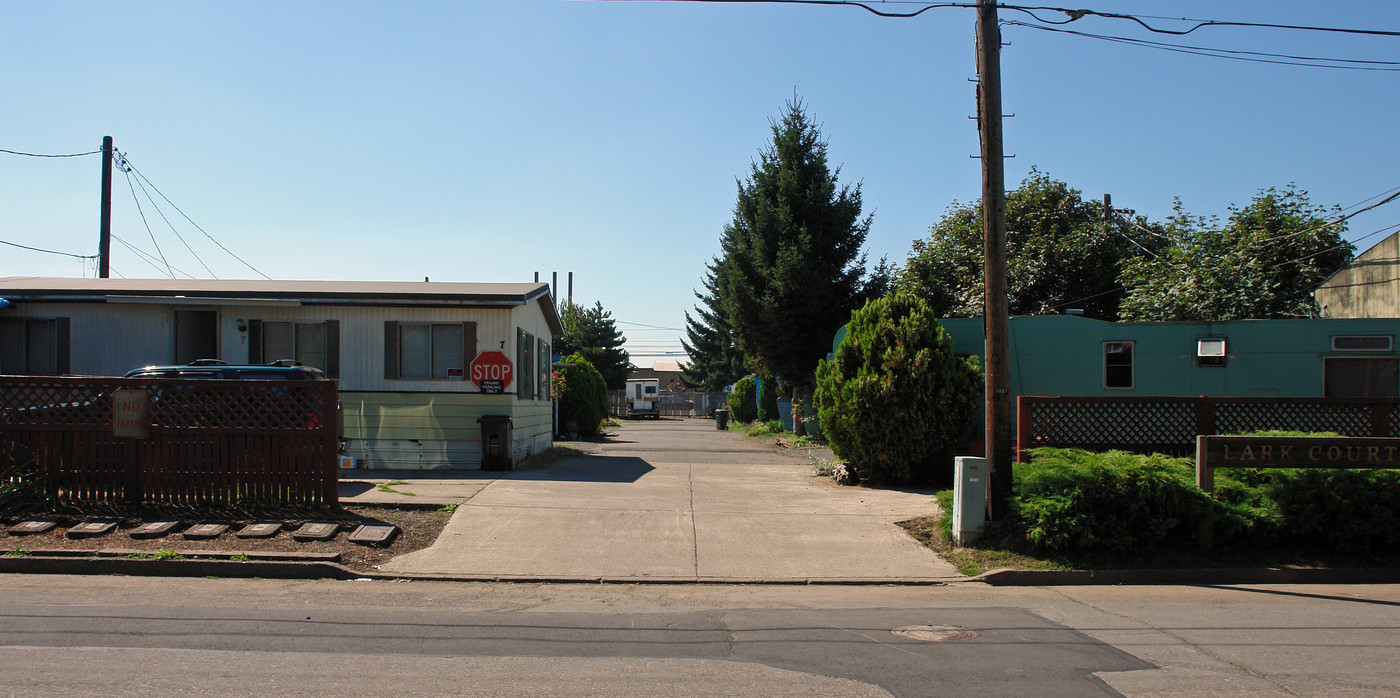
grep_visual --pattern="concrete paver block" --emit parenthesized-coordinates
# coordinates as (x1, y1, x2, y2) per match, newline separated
(236, 522, 283, 539)
(348, 524, 398, 546)
(181, 523, 230, 540)
(66, 518, 121, 539)
(9, 517, 61, 536)
(291, 522, 340, 541)
(129, 520, 182, 540)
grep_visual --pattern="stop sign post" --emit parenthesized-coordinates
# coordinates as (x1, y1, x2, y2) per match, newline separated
(471, 351, 514, 394)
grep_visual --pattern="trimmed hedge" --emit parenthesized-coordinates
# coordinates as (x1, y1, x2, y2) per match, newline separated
(728, 377, 758, 423)
(557, 354, 607, 437)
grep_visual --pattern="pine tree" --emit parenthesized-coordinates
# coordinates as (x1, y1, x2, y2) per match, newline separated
(715, 97, 875, 434)
(555, 300, 631, 390)
(680, 259, 746, 391)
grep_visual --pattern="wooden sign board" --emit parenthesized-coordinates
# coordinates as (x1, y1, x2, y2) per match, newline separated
(1196, 435, 1400, 493)
(111, 388, 150, 439)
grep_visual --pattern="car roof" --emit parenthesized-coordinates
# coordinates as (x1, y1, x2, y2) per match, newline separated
(123, 362, 328, 378)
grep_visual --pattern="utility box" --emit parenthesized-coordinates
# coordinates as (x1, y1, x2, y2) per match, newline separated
(952, 456, 987, 546)
(477, 415, 514, 471)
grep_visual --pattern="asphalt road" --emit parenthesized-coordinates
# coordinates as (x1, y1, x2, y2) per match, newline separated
(1, 576, 1397, 697)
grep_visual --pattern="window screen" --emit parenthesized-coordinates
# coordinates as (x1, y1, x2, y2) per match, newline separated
(1325, 357, 1399, 398)
(1104, 341, 1134, 389)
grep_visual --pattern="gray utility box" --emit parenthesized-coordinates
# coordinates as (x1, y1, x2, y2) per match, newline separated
(952, 456, 987, 546)
(477, 415, 514, 471)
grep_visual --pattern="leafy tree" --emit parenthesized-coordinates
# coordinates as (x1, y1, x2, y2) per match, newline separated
(757, 377, 779, 422)
(898, 169, 1160, 320)
(681, 259, 747, 391)
(1118, 185, 1354, 321)
(556, 353, 607, 437)
(556, 299, 630, 390)
(813, 292, 982, 485)
(727, 376, 758, 424)
(715, 97, 877, 432)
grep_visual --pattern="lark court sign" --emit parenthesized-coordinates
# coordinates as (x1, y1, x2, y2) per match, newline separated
(1196, 435, 1400, 494)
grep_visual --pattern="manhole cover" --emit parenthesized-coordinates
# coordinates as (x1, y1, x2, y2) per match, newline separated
(892, 625, 979, 642)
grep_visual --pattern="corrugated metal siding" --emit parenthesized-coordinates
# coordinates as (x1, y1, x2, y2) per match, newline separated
(4, 301, 172, 375)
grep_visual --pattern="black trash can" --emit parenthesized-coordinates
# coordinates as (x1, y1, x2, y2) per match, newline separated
(477, 415, 514, 471)
(715, 408, 729, 431)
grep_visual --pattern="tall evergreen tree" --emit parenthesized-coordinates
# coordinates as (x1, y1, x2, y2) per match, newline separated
(715, 98, 875, 432)
(555, 299, 631, 390)
(681, 258, 746, 391)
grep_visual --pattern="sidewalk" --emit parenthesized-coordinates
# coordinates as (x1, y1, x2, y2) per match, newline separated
(339, 419, 963, 582)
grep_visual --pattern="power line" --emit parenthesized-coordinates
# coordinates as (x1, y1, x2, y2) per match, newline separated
(1000, 5, 1400, 38)
(0, 147, 101, 158)
(0, 238, 98, 259)
(125, 161, 270, 280)
(120, 164, 176, 279)
(1005, 20, 1400, 71)
(125, 159, 217, 278)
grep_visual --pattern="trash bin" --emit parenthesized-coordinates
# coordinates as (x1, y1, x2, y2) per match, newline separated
(715, 408, 729, 431)
(477, 415, 514, 471)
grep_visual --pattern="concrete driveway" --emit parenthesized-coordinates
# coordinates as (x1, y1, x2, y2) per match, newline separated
(356, 418, 962, 582)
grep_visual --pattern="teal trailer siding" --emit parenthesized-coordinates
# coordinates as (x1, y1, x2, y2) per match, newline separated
(932, 315, 1399, 401)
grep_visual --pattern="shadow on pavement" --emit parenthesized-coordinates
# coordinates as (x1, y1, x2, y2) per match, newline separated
(509, 455, 654, 484)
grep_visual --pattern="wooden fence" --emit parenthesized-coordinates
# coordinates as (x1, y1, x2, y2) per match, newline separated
(1016, 395, 1400, 462)
(0, 375, 339, 507)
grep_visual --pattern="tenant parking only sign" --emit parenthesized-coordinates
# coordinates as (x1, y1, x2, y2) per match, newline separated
(470, 351, 514, 394)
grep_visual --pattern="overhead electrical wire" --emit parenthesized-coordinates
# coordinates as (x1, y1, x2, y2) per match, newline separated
(610, 1, 1400, 37)
(124, 160, 270, 280)
(125, 159, 217, 278)
(0, 147, 101, 158)
(1004, 20, 1400, 71)
(109, 233, 194, 279)
(0, 239, 97, 259)
(119, 158, 176, 279)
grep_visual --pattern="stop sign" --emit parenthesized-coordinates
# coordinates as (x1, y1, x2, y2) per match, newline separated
(470, 351, 514, 393)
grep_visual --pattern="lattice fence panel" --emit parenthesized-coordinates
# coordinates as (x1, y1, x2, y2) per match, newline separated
(0, 375, 337, 506)
(1215, 402, 1374, 436)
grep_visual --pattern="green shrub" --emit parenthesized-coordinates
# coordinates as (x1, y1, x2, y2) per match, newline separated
(1012, 448, 1217, 553)
(557, 354, 607, 436)
(1259, 468, 1400, 554)
(757, 378, 779, 422)
(728, 377, 758, 423)
(812, 292, 981, 485)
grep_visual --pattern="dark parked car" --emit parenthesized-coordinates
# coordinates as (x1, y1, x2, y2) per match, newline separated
(123, 358, 331, 381)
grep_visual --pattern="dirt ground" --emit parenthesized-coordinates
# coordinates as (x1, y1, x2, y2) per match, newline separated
(1, 504, 453, 572)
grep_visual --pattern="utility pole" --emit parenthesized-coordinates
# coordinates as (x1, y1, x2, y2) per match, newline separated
(976, 0, 1013, 520)
(98, 136, 113, 279)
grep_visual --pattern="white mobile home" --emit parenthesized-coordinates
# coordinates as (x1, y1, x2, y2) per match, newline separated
(0, 277, 562, 469)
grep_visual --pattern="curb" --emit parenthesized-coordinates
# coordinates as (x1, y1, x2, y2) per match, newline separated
(970, 567, 1400, 586)
(0, 556, 365, 580)
(7, 555, 1399, 586)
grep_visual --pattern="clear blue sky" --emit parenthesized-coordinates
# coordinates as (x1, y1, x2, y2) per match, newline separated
(3, 1, 1398, 363)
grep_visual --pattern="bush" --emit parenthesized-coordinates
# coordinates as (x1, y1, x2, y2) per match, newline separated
(1012, 448, 1217, 553)
(813, 292, 981, 485)
(1259, 468, 1400, 554)
(556, 354, 607, 437)
(728, 377, 758, 423)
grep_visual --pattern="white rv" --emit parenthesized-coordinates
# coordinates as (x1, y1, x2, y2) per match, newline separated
(624, 378, 661, 418)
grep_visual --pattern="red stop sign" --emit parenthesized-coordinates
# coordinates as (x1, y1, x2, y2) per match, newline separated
(470, 351, 514, 392)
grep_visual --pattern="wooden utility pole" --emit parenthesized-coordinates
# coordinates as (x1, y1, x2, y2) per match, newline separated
(976, 0, 1013, 519)
(98, 136, 113, 278)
